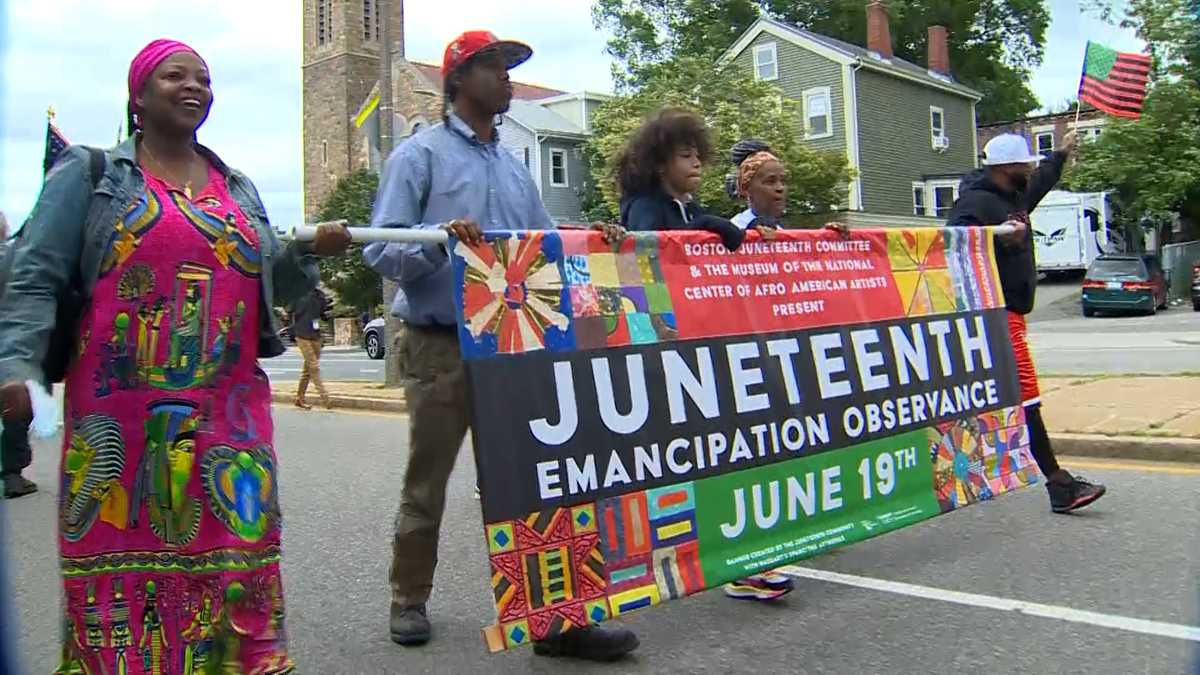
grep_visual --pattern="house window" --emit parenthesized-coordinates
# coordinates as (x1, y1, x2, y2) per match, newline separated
(803, 87, 833, 139)
(753, 43, 778, 81)
(510, 147, 531, 171)
(363, 0, 375, 41)
(930, 106, 945, 143)
(321, 140, 328, 167)
(912, 183, 926, 217)
(550, 149, 569, 187)
(931, 183, 958, 218)
(317, 0, 331, 46)
(1035, 131, 1054, 156)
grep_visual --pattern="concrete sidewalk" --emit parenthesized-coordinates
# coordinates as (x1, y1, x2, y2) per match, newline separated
(271, 376, 1200, 462)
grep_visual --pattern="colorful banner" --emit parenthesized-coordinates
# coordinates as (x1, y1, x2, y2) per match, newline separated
(450, 228, 1039, 652)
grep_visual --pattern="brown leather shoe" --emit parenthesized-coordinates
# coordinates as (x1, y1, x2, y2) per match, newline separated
(3, 474, 38, 499)
(389, 604, 431, 646)
(294, 399, 313, 410)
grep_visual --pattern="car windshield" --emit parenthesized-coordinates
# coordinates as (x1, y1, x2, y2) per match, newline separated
(1088, 259, 1146, 280)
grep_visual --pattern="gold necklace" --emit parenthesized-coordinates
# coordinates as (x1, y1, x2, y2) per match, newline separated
(139, 140, 196, 199)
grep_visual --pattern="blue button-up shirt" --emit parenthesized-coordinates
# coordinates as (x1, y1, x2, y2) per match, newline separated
(364, 113, 554, 326)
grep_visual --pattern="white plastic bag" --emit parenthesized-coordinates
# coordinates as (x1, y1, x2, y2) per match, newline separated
(26, 380, 61, 439)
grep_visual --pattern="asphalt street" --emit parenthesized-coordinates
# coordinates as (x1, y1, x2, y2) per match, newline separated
(265, 346, 384, 382)
(1026, 278, 1200, 375)
(7, 407, 1199, 674)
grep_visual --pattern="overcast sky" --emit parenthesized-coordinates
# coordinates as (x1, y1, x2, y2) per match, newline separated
(0, 0, 1144, 229)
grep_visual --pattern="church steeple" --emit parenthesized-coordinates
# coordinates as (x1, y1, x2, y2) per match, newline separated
(301, 0, 405, 218)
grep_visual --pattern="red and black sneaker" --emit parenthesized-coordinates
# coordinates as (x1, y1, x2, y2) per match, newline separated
(1048, 475, 1106, 513)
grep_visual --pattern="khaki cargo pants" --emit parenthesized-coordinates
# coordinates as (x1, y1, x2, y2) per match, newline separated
(389, 324, 473, 606)
(296, 336, 328, 402)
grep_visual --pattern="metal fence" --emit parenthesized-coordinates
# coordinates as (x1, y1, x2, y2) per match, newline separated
(1161, 240, 1200, 302)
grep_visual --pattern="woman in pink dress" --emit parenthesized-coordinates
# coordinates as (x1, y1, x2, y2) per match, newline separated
(0, 40, 349, 674)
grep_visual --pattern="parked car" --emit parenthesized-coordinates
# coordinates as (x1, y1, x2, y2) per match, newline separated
(364, 318, 386, 360)
(1081, 254, 1169, 317)
(1192, 262, 1200, 312)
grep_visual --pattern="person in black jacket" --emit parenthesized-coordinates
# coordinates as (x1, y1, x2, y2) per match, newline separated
(290, 287, 331, 409)
(616, 108, 765, 249)
(947, 131, 1105, 513)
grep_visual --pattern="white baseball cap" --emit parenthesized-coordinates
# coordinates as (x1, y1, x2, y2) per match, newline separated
(982, 133, 1041, 166)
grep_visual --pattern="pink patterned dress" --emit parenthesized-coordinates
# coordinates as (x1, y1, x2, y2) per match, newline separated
(56, 164, 292, 674)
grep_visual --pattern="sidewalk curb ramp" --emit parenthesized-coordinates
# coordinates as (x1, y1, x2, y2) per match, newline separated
(272, 391, 1200, 464)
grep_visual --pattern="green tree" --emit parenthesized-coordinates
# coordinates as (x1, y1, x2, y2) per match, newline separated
(315, 169, 383, 315)
(585, 56, 853, 222)
(593, 0, 1049, 123)
(1085, 0, 1199, 75)
(1066, 81, 1200, 228)
(1065, 1, 1200, 242)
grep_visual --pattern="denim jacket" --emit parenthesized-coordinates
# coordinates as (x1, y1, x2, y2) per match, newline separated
(0, 136, 319, 385)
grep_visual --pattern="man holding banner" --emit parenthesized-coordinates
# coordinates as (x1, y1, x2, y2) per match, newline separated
(363, 30, 640, 661)
(947, 132, 1106, 513)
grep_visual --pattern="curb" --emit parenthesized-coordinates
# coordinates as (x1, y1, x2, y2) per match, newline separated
(271, 392, 406, 414)
(1049, 433, 1200, 464)
(271, 392, 1200, 464)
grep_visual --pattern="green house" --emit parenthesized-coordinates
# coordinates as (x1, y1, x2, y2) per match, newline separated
(722, 16, 983, 223)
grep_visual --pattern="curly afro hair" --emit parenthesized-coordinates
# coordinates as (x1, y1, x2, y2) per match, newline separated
(615, 108, 714, 198)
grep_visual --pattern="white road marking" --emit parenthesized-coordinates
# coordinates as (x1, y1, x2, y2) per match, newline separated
(1033, 346, 1194, 352)
(779, 566, 1200, 643)
(359, 368, 381, 374)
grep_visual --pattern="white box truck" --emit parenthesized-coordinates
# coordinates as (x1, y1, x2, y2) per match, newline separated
(1030, 191, 1115, 273)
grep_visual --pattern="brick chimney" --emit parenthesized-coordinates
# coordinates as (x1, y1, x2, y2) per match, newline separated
(928, 25, 950, 75)
(866, 1, 893, 59)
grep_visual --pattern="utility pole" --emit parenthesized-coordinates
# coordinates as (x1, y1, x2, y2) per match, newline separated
(378, 0, 395, 160)
(378, 0, 403, 387)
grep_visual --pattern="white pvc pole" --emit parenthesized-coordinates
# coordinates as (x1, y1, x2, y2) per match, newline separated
(291, 224, 449, 244)
(289, 224, 1016, 243)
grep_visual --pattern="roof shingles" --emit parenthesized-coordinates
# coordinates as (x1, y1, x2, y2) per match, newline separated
(762, 19, 980, 99)
(410, 62, 566, 101)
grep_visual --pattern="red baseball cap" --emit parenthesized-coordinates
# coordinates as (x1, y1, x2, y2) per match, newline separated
(441, 30, 532, 79)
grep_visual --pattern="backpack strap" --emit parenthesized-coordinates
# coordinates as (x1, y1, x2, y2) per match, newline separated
(85, 146, 106, 188)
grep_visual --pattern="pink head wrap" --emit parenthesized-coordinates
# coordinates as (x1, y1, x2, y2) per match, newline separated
(128, 39, 206, 98)
(127, 39, 207, 127)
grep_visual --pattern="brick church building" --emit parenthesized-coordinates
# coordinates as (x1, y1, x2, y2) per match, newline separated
(301, 1, 569, 220)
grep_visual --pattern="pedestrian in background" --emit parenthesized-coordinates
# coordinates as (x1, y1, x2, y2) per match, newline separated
(0, 39, 350, 672)
(291, 286, 332, 409)
(947, 131, 1106, 513)
(0, 210, 38, 499)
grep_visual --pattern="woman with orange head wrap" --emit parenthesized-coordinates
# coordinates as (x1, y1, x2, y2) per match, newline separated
(728, 140, 787, 234)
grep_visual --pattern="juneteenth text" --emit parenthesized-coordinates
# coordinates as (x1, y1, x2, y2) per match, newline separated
(468, 310, 1019, 523)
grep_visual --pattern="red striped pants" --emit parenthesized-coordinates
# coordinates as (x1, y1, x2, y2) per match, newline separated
(1007, 311, 1040, 407)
